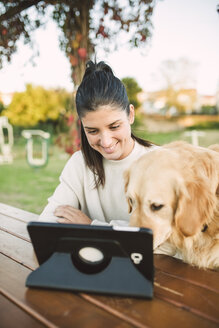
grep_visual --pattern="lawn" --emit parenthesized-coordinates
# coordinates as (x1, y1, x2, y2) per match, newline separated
(0, 129, 218, 214)
(0, 140, 68, 214)
(134, 128, 219, 147)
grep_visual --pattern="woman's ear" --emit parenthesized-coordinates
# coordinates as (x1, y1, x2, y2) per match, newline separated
(129, 104, 135, 125)
(175, 178, 215, 237)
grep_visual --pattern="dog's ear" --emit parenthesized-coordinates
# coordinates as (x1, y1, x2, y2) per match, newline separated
(175, 177, 215, 237)
(208, 144, 219, 153)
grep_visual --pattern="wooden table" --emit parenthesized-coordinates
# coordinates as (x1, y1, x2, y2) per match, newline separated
(0, 202, 218, 328)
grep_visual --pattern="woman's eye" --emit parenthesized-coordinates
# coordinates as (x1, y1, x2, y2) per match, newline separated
(110, 125, 120, 130)
(150, 203, 164, 211)
(88, 130, 97, 134)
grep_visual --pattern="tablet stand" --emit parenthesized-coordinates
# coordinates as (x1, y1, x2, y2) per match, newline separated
(26, 237, 153, 299)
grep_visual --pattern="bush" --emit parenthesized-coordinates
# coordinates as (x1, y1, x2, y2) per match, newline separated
(0, 101, 5, 115)
(200, 106, 218, 115)
(3, 84, 72, 127)
(121, 77, 142, 109)
(187, 121, 219, 130)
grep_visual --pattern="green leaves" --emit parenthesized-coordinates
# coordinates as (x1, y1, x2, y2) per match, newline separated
(122, 77, 142, 109)
(3, 84, 71, 127)
(0, 0, 157, 84)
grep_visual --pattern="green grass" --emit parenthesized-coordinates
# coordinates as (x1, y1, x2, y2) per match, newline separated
(0, 129, 218, 214)
(134, 129, 183, 145)
(134, 129, 219, 147)
(0, 142, 68, 214)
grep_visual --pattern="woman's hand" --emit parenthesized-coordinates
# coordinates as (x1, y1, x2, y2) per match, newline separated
(54, 205, 92, 224)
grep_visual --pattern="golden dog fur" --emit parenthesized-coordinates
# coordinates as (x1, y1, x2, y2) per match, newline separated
(124, 141, 219, 270)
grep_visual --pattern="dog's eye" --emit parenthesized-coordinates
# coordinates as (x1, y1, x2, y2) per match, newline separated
(150, 203, 164, 211)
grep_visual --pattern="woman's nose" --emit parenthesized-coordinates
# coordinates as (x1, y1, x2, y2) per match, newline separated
(100, 132, 112, 147)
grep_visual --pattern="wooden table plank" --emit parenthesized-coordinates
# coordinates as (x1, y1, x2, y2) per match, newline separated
(154, 270, 219, 323)
(0, 294, 45, 328)
(0, 213, 30, 241)
(0, 229, 37, 270)
(0, 254, 131, 328)
(154, 255, 219, 293)
(0, 202, 38, 222)
(81, 294, 218, 328)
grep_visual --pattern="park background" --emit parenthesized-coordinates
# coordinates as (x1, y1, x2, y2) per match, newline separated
(0, 0, 218, 214)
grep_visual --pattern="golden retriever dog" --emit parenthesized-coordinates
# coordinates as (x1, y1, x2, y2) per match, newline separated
(124, 141, 219, 270)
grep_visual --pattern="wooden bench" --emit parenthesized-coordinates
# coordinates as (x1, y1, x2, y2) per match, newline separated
(0, 202, 218, 328)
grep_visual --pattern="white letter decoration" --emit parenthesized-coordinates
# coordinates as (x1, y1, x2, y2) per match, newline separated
(0, 116, 14, 164)
(22, 130, 50, 168)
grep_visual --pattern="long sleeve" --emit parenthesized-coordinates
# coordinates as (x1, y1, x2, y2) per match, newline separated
(39, 151, 84, 222)
(39, 174, 80, 222)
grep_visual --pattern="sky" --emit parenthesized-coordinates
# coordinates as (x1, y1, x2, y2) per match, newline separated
(0, 0, 218, 96)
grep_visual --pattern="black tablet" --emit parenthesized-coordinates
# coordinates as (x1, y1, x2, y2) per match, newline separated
(26, 222, 154, 299)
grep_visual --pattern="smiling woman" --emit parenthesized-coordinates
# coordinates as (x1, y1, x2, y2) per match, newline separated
(39, 61, 158, 226)
(82, 105, 135, 161)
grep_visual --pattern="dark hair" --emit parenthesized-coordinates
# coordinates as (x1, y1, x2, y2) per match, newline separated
(76, 60, 152, 187)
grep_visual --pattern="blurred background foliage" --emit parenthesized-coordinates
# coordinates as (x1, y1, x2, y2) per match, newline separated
(3, 84, 72, 127)
(122, 77, 142, 109)
(0, 0, 157, 87)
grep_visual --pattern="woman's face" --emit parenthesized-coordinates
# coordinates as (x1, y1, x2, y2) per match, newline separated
(81, 105, 135, 160)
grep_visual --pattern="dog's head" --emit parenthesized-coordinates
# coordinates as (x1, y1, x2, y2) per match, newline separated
(124, 144, 219, 249)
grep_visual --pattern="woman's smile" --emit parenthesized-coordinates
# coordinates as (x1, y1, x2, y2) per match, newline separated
(101, 141, 119, 154)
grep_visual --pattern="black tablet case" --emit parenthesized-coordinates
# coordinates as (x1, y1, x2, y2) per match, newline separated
(26, 222, 154, 299)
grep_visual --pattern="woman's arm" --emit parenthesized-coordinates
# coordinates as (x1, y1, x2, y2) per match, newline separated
(39, 152, 83, 222)
(53, 205, 129, 226)
(54, 205, 91, 224)
(38, 174, 81, 222)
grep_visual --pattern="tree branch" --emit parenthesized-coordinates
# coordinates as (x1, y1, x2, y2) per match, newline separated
(0, 0, 42, 23)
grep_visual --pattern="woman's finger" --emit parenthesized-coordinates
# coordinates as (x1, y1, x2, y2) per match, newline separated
(57, 218, 71, 224)
(54, 205, 91, 224)
(54, 206, 76, 219)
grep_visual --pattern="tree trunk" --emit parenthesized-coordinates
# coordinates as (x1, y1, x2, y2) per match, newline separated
(70, 1, 94, 88)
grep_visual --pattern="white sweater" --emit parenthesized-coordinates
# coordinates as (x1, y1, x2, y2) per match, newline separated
(39, 141, 158, 226)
